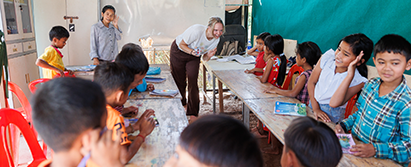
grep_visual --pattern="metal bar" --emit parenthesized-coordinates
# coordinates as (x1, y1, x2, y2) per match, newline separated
(242, 103, 250, 129)
(212, 74, 216, 114)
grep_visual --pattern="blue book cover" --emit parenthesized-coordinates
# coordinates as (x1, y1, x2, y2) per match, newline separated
(274, 101, 307, 116)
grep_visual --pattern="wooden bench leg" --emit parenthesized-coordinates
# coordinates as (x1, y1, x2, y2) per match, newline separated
(212, 75, 216, 114)
(218, 80, 223, 113)
(202, 64, 207, 103)
(242, 103, 250, 129)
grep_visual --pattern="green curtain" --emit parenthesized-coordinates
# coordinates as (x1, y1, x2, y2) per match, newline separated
(0, 30, 9, 98)
(251, 0, 411, 74)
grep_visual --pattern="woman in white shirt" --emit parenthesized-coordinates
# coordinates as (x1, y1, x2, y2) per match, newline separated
(170, 17, 224, 118)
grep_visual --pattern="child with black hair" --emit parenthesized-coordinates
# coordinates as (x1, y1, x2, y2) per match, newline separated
(32, 77, 123, 167)
(90, 5, 122, 65)
(115, 43, 155, 94)
(259, 34, 288, 87)
(164, 115, 263, 167)
(245, 32, 271, 76)
(282, 117, 342, 167)
(308, 33, 373, 123)
(93, 62, 156, 165)
(335, 34, 411, 165)
(262, 41, 322, 154)
(265, 41, 322, 104)
(36, 26, 73, 78)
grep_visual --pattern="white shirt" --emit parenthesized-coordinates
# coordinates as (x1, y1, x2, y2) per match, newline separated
(175, 24, 219, 56)
(314, 49, 368, 105)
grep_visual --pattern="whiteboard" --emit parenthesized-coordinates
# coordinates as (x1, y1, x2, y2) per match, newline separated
(100, 0, 225, 47)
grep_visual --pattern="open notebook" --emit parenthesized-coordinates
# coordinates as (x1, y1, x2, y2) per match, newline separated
(216, 55, 256, 64)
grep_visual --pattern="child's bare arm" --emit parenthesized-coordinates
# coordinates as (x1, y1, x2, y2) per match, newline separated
(120, 115, 155, 164)
(247, 46, 259, 57)
(307, 58, 331, 122)
(266, 75, 307, 97)
(245, 67, 264, 74)
(260, 59, 273, 83)
(36, 59, 64, 76)
(330, 52, 364, 107)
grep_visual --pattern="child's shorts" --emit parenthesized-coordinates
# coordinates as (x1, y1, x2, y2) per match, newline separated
(309, 103, 345, 123)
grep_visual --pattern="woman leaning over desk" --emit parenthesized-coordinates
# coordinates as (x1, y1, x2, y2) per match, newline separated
(170, 17, 224, 119)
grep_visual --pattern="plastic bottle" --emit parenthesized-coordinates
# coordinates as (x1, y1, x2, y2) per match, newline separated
(247, 40, 252, 50)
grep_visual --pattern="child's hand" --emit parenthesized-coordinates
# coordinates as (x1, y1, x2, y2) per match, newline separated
(334, 124, 345, 134)
(244, 69, 250, 73)
(263, 88, 276, 94)
(121, 106, 138, 116)
(348, 51, 364, 73)
(139, 115, 156, 136)
(147, 84, 155, 91)
(57, 69, 65, 77)
(66, 70, 74, 76)
(313, 109, 331, 122)
(93, 58, 100, 65)
(90, 128, 123, 167)
(351, 144, 376, 158)
(112, 14, 119, 27)
(134, 109, 155, 131)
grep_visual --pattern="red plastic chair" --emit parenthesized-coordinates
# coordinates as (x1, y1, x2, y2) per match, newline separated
(8, 81, 48, 157)
(344, 94, 358, 119)
(281, 64, 304, 90)
(53, 71, 76, 78)
(28, 78, 51, 94)
(0, 108, 47, 167)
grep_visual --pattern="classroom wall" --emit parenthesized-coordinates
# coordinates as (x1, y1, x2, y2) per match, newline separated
(251, 0, 411, 75)
(100, 0, 225, 47)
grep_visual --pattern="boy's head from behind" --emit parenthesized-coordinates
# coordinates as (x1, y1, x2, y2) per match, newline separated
(165, 115, 263, 167)
(373, 34, 411, 84)
(94, 62, 134, 107)
(115, 43, 149, 88)
(31, 77, 106, 153)
(49, 25, 69, 49)
(281, 117, 342, 167)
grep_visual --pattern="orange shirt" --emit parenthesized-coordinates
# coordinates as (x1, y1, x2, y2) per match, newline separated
(106, 104, 131, 145)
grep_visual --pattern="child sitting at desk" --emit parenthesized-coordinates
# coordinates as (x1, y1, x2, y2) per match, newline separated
(307, 33, 373, 123)
(259, 34, 287, 87)
(164, 115, 263, 167)
(114, 43, 155, 115)
(282, 117, 342, 167)
(94, 62, 156, 165)
(335, 34, 411, 165)
(245, 32, 271, 76)
(36, 26, 73, 78)
(265, 41, 321, 105)
(32, 77, 123, 167)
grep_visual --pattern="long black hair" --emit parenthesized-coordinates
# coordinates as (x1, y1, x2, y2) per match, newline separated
(264, 34, 287, 86)
(296, 41, 322, 67)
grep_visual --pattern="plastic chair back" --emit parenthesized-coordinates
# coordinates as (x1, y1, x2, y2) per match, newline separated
(9, 81, 48, 157)
(281, 64, 304, 90)
(344, 94, 358, 119)
(53, 71, 76, 78)
(28, 78, 51, 94)
(0, 108, 47, 167)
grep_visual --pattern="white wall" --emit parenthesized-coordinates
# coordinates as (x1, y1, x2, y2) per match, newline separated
(100, 0, 225, 47)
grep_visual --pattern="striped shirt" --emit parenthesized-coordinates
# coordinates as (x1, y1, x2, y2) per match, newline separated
(341, 77, 411, 165)
(89, 20, 122, 61)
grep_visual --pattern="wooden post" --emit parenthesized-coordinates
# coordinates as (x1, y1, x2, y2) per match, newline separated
(218, 80, 223, 113)
(202, 64, 207, 103)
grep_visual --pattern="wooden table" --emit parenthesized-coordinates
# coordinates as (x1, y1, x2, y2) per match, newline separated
(125, 98, 188, 167)
(243, 98, 401, 167)
(201, 60, 255, 113)
(129, 71, 182, 100)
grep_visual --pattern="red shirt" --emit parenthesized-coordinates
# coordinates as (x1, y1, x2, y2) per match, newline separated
(254, 51, 266, 76)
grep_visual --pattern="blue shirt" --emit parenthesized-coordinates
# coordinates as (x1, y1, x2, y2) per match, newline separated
(89, 20, 122, 61)
(341, 77, 411, 165)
